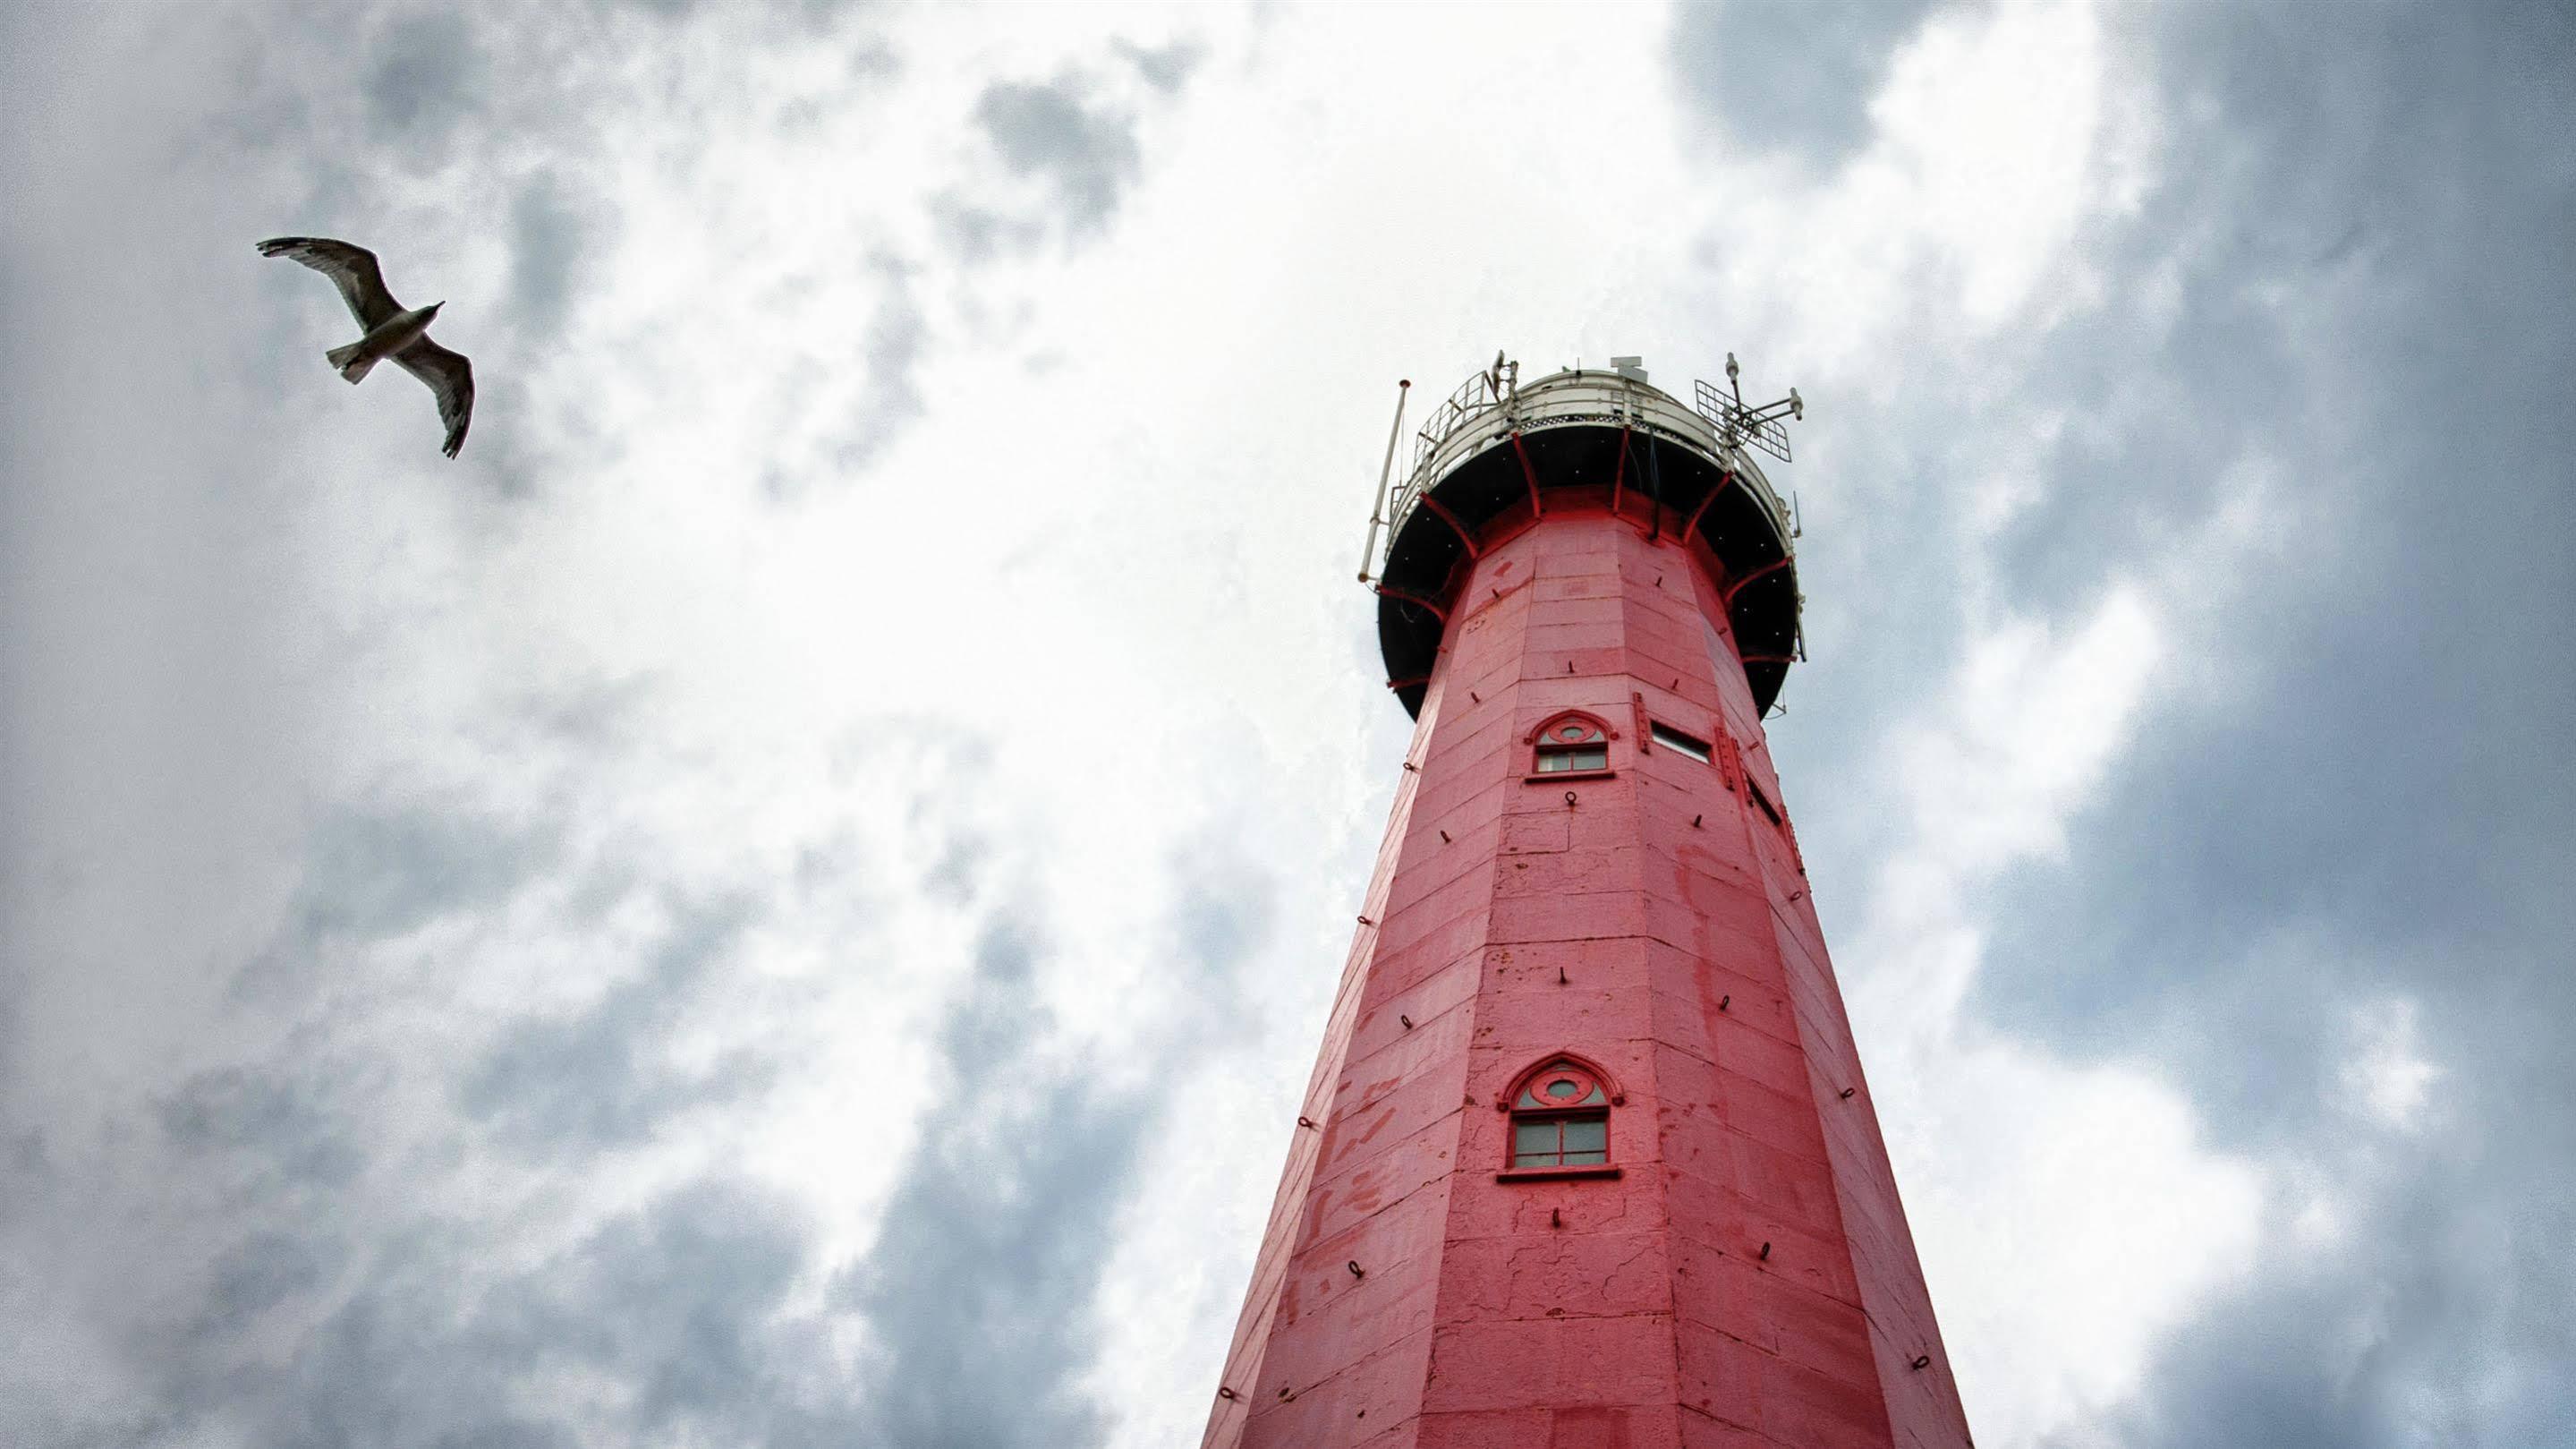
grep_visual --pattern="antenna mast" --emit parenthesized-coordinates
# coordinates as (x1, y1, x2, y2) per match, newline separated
(1696, 352, 1804, 464)
(1359, 379, 1410, 582)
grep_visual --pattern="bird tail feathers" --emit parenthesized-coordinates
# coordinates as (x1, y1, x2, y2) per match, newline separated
(327, 341, 376, 383)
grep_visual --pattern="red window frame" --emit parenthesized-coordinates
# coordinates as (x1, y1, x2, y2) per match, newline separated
(1495, 1053, 1624, 1182)
(1522, 711, 1618, 782)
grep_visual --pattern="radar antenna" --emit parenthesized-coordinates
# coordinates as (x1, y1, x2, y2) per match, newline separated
(1695, 352, 1804, 464)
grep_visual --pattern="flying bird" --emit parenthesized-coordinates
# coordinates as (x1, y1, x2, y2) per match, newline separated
(257, 236, 473, 458)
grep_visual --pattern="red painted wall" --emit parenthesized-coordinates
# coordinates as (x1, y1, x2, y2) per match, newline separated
(1207, 498, 1969, 1449)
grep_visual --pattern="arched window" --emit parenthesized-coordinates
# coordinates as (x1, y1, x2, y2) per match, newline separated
(1504, 1056, 1614, 1171)
(1524, 712, 1615, 779)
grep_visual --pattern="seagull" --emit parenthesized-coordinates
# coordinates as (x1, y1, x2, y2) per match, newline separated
(257, 236, 473, 458)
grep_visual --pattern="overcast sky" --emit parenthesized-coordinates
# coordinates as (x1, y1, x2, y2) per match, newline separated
(3, 2, 2570, 1445)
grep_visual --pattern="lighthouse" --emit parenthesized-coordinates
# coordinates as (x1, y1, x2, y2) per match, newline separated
(1204, 356, 1971, 1447)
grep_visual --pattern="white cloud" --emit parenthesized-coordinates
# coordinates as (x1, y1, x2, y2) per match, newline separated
(2339, 996, 2444, 1134)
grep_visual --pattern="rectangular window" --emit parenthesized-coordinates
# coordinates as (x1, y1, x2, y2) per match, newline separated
(1535, 746, 1609, 772)
(1650, 722, 1713, 763)
(1747, 778, 1781, 825)
(1511, 1112, 1610, 1167)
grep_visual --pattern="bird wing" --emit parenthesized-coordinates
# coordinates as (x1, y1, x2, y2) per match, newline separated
(257, 236, 403, 329)
(393, 337, 474, 459)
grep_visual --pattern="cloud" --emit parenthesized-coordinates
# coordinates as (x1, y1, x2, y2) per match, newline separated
(178, 1179, 829, 1448)
(157, 1066, 363, 1190)
(366, 12, 482, 156)
(1943, 4, 2576, 1444)
(507, 172, 608, 346)
(1671, 0, 1943, 162)
(939, 50, 1196, 267)
(458, 895, 772, 1150)
(1118, 38, 1203, 95)
(3, 3, 2569, 1448)
(838, 917, 1136, 1447)
(1663, 1, 2572, 1443)
(974, 75, 1143, 239)
(843, 830, 1274, 1445)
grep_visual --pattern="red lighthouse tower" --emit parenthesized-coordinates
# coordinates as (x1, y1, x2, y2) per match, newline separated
(1204, 357, 1970, 1448)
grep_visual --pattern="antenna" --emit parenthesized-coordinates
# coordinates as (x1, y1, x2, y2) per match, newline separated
(1359, 379, 1411, 582)
(1696, 353, 1804, 465)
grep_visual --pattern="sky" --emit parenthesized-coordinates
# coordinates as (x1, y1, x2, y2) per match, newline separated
(1, 1, 2569, 1445)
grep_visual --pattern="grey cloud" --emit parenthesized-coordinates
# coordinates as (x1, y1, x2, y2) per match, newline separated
(507, 172, 609, 345)
(842, 915, 1130, 1449)
(620, 0, 879, 28)
(43, 728, 1060, 1446)
(1662, 1, 2576, 1442)
(483, 1181, 814, 1436)
(1118, 38, 1203, 95)
(1670, 0, 1943, 162)
(1973, 2, 2575, 1132)
(761, 254, 927, 496)
(933, 914, 1040, 1084)
(921, 831, 991, 905)
(0, 3, 982, 1442)
(845, 861, 1271, 1446)
(846, 263, 926, 465)
(1940, 4, 2576, 1443)
(167, 1182, 824, 1448)
(973, 74, 1143, 242)
(459, 895, 770, 1149)
(932, 199, 1041, 268)
(2092, 1147, 2576, 1449)
(1170, 829, 1279, 1002)
(158, 1066, 363, 1189)
(234, 808, 555, 1003)
(293, 809, 547, 942)
(366, 12, 482, 154)
(203, 1229, 334, 1323)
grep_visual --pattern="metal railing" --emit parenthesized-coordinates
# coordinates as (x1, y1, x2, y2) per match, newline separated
(1362, 362, 1796, 586)
(1407, 370, 1509, 477)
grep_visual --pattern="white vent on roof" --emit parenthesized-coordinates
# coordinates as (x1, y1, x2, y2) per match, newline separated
(1610, 355, 1648, 382)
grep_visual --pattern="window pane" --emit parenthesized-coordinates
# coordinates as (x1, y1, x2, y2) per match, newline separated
(1568, 746, 1607, 770)
(1535, 752, 1569, 772)
(1561, 1116, 1608, 1154)
(1750, 781, 1781, 824)
(1560, 1149, 1608, 1165)
(1651, 723, 1713, 763)
(1544, 1079, 1581, 1099)
(1513, 1121, 1560, 1163)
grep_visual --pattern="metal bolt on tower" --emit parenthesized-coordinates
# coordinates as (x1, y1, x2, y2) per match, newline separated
(1205, 355, 1970, 1447)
